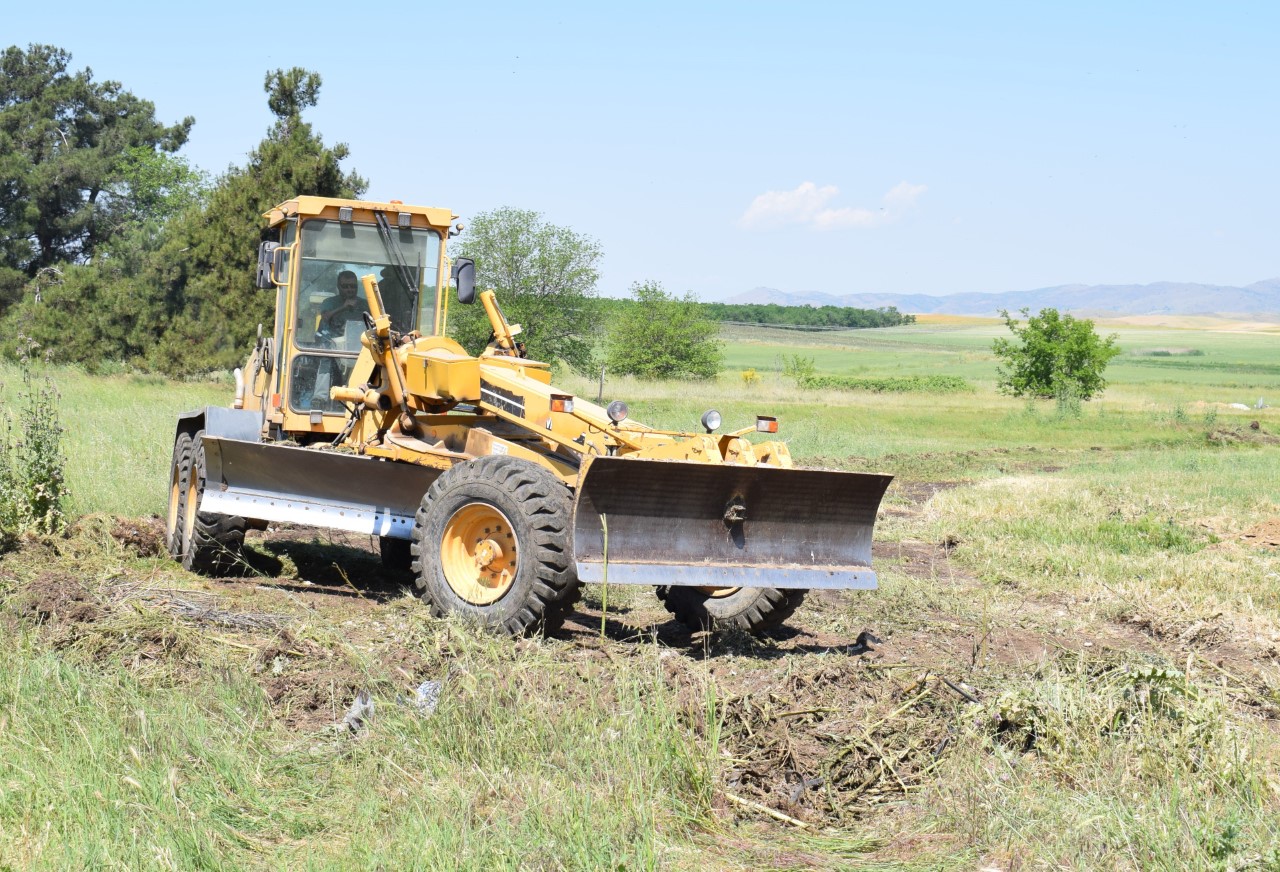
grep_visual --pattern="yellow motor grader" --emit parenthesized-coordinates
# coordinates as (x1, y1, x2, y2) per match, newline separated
(165, 196, 892, 635)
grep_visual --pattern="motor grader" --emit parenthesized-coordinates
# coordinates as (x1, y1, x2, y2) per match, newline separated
(165, 196, 891, 635)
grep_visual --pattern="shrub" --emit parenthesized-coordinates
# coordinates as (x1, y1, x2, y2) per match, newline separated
(740, 369, 760, 387)
(605, 280, 722, 380)
(798, 374, 971, 394)
(780, 354, 817, 384)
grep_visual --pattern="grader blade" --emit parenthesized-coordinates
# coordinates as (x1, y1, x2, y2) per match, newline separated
(572, 457, 892, 589)
(198, 437, 441, 539)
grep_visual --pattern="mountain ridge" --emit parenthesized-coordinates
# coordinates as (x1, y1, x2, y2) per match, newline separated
(725, 278, 1280, 316)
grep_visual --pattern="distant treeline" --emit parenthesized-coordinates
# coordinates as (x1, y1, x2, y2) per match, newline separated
(703, 302, 915, 329)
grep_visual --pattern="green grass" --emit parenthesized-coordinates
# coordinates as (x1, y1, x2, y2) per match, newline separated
(1, 320, 1278, 868)
(0, 362, 227, 517)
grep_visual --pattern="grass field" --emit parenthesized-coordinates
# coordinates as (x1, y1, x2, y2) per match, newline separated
(0, 320, 1277, 869)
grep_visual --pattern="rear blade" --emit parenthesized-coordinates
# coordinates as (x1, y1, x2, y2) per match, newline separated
(199, 437, 441, 539)
(572, 457, 892, 589)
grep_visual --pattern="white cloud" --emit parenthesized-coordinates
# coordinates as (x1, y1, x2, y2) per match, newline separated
(739, 180, 927, 231)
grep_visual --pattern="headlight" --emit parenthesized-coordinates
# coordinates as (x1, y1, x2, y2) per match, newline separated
(606, 400, 629, 423)
(700, 409, 722, 432)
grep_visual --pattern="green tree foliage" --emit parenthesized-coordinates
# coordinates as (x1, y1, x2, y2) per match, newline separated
(450, 208, 602, 371)
(701, 302, 915, 329)
(0, 44, 193, 279)
(992, 307, 1121, 400)
(605, 281, 722, 380)
(149, 67, 366, 373)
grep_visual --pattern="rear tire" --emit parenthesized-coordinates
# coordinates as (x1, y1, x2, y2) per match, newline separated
(165, 432, 193, 559)
(657, 586, 807, 635)
(411, 456, 579, 636)
(180, 430, 246, 576)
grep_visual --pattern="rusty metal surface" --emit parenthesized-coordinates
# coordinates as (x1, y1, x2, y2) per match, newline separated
(200, 437, 441, 539)
(572, 457, 893, 589)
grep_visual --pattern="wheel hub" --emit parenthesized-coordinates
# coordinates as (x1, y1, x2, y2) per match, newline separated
(440, 503, 519, 605)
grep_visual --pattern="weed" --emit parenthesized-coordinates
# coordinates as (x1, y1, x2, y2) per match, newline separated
(0, 367, 69, 540)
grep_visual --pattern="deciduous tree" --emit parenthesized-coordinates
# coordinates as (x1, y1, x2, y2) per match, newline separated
(992, 307, 1121, 400)
(450, 208, 602, 371)
(605, 281, 722, 380)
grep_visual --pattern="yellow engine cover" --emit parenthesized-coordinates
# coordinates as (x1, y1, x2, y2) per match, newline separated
(403, 337, 481, 402)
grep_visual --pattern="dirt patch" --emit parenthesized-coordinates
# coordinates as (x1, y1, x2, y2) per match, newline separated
(714, 661, 966, 825)
(13, 572, 105, 624)
(1240, 518, 1280, 549)
(109, 516, 168, 557)
(260, 664, 367, 731)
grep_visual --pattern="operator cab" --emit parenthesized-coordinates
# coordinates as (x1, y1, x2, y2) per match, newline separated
(253, 197, 456, 433)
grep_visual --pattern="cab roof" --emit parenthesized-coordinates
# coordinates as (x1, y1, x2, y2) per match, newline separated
(264, 196, 456, 230)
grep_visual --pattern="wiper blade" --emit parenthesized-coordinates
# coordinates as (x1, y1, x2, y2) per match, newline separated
(374, 211, 419, 309)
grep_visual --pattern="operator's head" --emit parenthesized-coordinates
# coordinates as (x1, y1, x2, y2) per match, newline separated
(337, 270, 358, 299)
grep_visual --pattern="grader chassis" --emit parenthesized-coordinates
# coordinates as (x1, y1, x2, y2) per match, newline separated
(165, 196, 891, 635)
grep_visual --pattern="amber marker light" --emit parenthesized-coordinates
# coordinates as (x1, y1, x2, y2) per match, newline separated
(550, 394, 574, 413)
(756, 415, 779, 434)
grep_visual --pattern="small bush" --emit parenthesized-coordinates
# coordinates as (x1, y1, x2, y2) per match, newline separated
(780, 354, 817, 384)
(739, 369, 760, 387)
(0, 368, 70, 543)
(799, 374, 972, 394)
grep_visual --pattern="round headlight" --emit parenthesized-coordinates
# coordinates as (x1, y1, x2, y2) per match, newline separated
(700, 409, 722, 432)
(606, 400, 629, 423)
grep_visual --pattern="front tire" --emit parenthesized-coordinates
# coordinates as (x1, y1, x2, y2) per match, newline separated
(180, 430, 247, 575)
(411, 456, 579, 635)
(657, 586, 807, 634)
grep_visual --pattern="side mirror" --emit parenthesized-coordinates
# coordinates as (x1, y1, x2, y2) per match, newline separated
(452, 257, 476, 304)
(255, 242, 279, 289)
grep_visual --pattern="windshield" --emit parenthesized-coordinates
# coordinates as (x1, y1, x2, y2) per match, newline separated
(293, 219, 441, 353)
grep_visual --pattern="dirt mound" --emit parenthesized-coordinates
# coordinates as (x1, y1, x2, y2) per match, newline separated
(1207, 426, 1279, 446)
(1240, 519, 1280, 549)
(13, 572, 104, 623)
(109, 516, 167, 556)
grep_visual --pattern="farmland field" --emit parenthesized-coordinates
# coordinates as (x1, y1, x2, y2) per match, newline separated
(0, 318, 1277, 869)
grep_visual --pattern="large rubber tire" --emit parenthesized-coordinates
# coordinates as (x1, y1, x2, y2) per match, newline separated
(657, 586, 808, 635)
(410, 456, 579, 636)
(180, 430, 247, 576)
(165, 432, 193, 559)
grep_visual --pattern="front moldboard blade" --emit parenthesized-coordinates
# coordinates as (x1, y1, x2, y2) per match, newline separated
(199, 437, 442, 540)
(572, 456, 892, 589)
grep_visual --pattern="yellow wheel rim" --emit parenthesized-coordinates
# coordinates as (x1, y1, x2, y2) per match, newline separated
(183, 471, 200, 550)
(167, 461, 182, 541)
(440, 503, 519, 605)
(699, 586, 741, 598)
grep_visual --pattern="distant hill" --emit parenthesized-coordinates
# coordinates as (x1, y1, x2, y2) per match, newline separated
(727, 279, 1280, 317)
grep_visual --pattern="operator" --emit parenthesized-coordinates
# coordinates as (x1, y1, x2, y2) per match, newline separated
(318, 270, 363, 334)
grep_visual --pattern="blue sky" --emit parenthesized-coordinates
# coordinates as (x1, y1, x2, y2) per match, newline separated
(10, 1, 1279, 299)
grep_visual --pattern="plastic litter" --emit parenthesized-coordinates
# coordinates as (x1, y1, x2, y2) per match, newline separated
(343, 690, 374, 733)
(414, 680, 441, 716)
